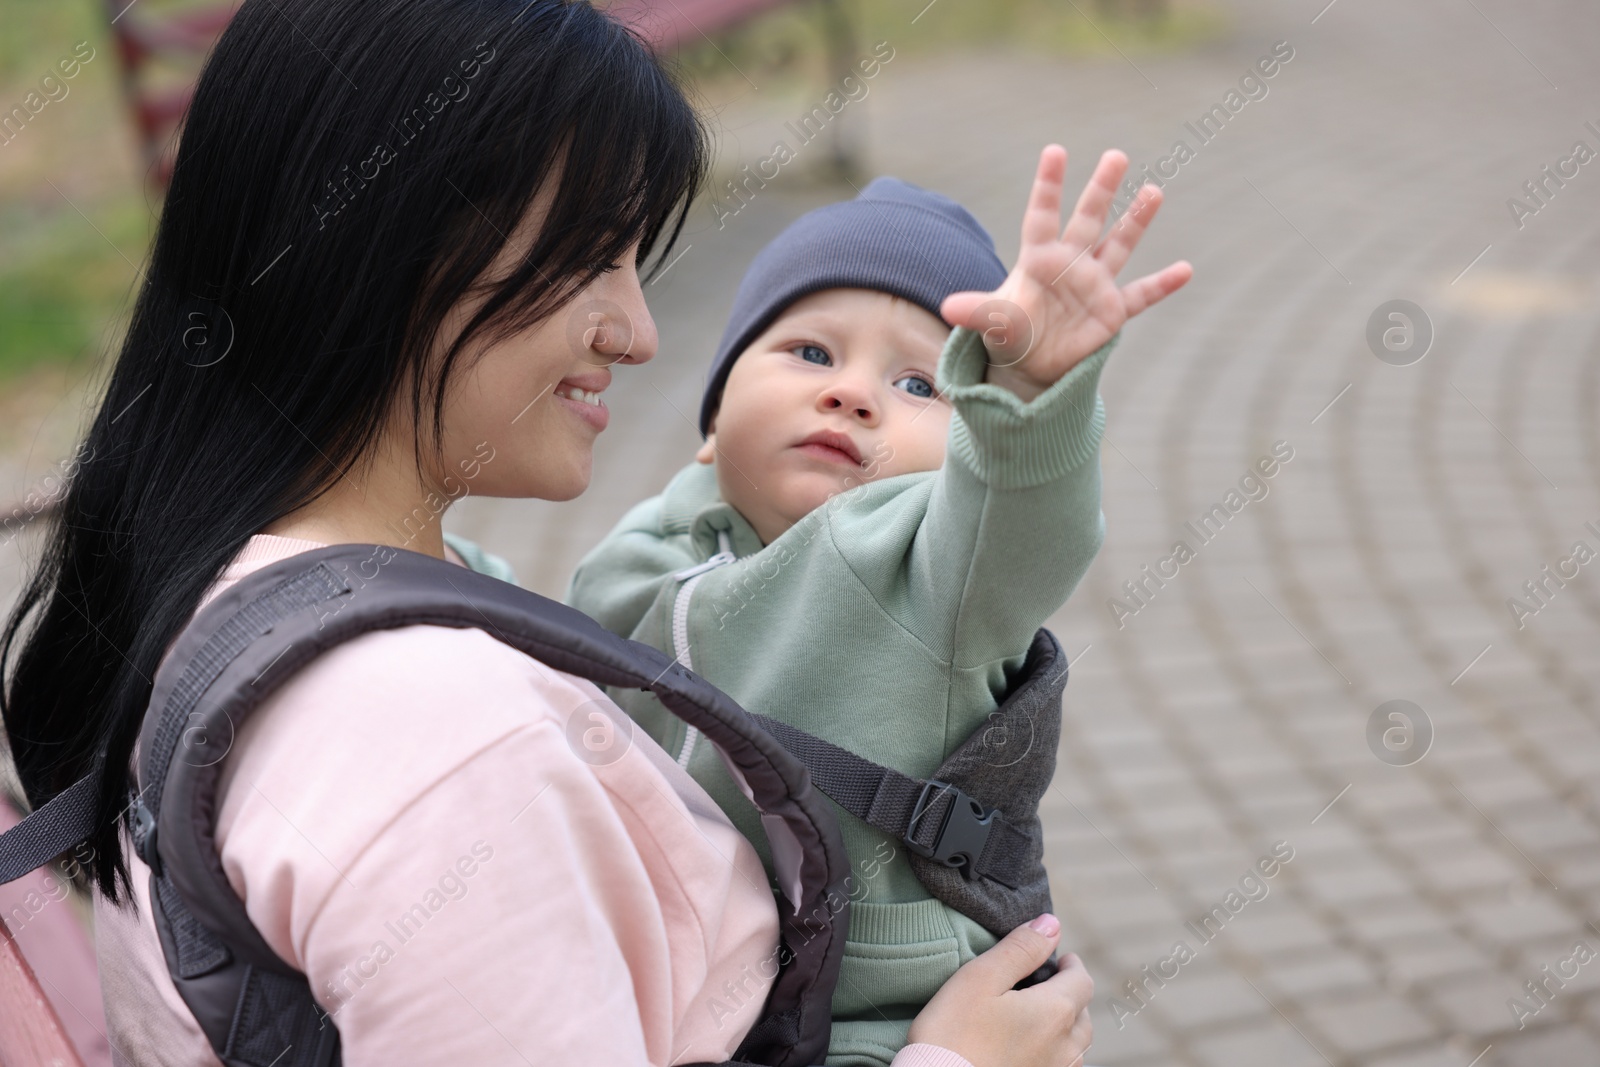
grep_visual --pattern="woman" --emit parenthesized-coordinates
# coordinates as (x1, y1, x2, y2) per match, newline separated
(1, 1, 1093, 1063)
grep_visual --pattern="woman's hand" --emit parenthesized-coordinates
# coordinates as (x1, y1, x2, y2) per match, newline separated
(940, 144, 1192, 403)
(906, 913, 1094, 1067)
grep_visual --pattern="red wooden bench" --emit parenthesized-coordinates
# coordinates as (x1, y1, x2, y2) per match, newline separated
(104, 0, 243, 188)
(0, 913, 86, 1067)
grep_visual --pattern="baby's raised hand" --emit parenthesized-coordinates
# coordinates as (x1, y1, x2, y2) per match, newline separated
(941, 145, 1192, 401)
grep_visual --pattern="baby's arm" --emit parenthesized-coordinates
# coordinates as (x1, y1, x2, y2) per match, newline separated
(826, 147, 1188, 668)
(821, 327, 1109, 667)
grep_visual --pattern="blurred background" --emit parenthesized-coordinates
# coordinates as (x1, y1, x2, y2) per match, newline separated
(3, 1, 1599, 1064)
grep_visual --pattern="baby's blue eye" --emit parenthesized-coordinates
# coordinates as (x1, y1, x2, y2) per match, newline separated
(895, 374, 935, 399)
(796, 344, 831, 366)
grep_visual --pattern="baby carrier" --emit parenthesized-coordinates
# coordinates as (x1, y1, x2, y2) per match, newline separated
(0, 544, 1064, 1067)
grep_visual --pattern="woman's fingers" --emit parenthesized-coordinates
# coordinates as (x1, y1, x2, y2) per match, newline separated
(1120, 259, 1194, 318)
(1058, 150, 1128, 253)
(1043, 950, 1095, 1008)
(1022, 949, 1094, 1063)
(1020, 145, 1069, 248)
(909, 926, 1095, 1067)
(1064, 1005, 1094, 1067)
(963, 913, 1064, 998)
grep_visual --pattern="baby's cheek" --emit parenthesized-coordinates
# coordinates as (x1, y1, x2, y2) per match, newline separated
(795, 468, 848, 507)
(880, 415, 949, 476)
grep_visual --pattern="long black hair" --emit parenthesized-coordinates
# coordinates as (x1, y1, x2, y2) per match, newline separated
(1, 0, 706, 899)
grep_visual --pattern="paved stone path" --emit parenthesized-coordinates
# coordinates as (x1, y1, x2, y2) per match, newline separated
(462, 3, 1599, 1062)
(7, 1, 1600, 1063)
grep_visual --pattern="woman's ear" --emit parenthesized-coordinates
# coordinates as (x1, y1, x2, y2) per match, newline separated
(695, 432, 716, 465)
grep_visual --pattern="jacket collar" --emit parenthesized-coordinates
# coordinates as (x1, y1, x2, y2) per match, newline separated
(657, 461, 765, 561)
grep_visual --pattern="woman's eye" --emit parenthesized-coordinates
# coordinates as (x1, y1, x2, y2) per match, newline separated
(795, 344, 831, 366)
(894, 374, 935, 399)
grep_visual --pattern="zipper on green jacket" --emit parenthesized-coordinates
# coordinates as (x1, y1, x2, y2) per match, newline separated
(668, 530, 735, 768)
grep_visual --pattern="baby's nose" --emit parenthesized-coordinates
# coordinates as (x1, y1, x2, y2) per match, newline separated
(818, 382, 878, 422)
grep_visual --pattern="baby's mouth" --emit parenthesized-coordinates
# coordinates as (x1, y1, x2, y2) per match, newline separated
(794, 429, 864, 467)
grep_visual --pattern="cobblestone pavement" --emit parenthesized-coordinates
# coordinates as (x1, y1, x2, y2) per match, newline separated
(7, 0, 1600, 1063)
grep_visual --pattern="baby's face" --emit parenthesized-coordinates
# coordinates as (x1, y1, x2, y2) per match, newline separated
(699, 288, 952, 544)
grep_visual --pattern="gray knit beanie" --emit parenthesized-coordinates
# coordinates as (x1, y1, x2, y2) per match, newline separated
(697, 177, 1007, 435)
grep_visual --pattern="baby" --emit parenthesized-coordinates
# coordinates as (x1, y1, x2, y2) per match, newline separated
(568, 146, 1189, 1066)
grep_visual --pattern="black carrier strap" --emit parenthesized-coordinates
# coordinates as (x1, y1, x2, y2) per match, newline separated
(0, 773, 98, 885)
(758, 628, 1067, 941)
(0, 545, 853, 1067)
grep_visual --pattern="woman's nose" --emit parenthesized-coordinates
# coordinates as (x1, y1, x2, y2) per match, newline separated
(574, 299, 657, 367)
(576, 257, 659, 366)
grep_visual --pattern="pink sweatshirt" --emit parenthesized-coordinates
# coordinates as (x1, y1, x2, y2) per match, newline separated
(93, 535, 974, 1067)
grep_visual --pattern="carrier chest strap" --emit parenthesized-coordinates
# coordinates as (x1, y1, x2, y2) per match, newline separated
(749, 715, 1035, 889)
(747, 626, 1066, 944)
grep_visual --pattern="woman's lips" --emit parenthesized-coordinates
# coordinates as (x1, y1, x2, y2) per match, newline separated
(553, 380, 609, 432)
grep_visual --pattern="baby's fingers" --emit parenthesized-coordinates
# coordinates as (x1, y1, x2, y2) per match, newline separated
(1058, 150, 1128, 253)
(939, 289, 996, 331)
(1096, 183, 1165, 277)
(1020, 145, 1069, 248)
(1121, 260, 1193, 318)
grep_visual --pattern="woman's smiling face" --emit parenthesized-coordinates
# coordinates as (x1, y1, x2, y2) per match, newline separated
(267, 180, 671, 557)
(427, 197, 657, 504)
(698, 288, 953, 544)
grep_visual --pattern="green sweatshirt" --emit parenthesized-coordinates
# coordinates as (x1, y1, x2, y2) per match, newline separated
(567, 325, 1115, 1067)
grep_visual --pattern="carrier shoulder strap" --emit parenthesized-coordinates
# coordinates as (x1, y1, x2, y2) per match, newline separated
(0, 544, 852, 1067)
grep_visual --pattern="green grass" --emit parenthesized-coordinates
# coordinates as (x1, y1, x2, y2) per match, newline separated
(0, 3, 100, 82)
(0, 0, 177, 380)
(0, 201, 146, 378)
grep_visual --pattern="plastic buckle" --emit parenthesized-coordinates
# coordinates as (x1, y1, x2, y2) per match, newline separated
(905, 780, 994, 878)
(130, 793, 161, 875)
